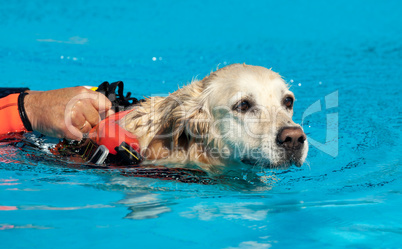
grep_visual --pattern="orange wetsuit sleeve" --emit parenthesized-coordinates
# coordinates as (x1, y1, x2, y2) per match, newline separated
(0, 93, 28, 135)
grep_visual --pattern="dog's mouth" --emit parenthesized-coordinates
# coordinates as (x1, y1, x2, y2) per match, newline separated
(240, 152, 304, 169)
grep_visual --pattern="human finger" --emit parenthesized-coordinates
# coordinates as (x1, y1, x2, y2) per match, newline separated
(70, 109, 86, 128)
(90, 92, 112, 112)
(81, 103, 101, 127)
(64, 125, 83, 141)
(79, 120, 92, 134)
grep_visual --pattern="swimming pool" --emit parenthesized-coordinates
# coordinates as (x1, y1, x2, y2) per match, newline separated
(1, 0, 401, 248)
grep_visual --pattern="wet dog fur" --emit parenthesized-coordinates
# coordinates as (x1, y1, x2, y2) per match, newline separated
(120, 64, 308, 172)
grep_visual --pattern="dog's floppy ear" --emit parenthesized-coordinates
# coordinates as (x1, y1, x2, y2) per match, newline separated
(183, 97, 211, 142)
(158, 80, 211, 146)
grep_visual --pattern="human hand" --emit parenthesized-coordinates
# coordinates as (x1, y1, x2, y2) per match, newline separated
(24, 86, 114, 140)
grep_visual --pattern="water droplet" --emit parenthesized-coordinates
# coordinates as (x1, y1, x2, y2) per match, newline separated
(152, 57, 157, 61)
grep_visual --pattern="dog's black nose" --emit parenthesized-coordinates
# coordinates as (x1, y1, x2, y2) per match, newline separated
(277, 127, 306, 150)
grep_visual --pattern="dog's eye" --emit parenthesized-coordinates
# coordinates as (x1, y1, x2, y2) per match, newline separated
(284, 97, 294, 108)
(235, 100, 251, 112)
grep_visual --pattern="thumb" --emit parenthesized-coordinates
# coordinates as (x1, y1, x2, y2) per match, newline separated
(105, 109, 115, 117)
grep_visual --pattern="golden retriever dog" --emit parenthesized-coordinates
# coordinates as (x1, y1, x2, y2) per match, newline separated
(120, 64, 308, 172)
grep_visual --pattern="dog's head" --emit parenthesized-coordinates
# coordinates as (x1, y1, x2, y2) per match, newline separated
(196, 64, 308, 168)
(124, 64, 308, 169)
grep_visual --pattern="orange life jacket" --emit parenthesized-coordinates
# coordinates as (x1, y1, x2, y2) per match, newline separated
(0, 93, 27, 135)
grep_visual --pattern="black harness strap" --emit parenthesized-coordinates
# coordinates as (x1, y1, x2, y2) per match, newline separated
(95, 81, 142, 112)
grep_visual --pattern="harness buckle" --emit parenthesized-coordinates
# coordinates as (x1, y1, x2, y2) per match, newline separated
(89, 145, 109, 165)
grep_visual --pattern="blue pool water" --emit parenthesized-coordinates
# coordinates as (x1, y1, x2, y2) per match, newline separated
(1, 0, 402, 248)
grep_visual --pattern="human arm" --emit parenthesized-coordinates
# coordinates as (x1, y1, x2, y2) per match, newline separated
(0, 87, 114, 140)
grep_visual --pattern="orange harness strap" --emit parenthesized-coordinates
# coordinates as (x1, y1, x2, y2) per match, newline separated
(0, 93, 27, 135)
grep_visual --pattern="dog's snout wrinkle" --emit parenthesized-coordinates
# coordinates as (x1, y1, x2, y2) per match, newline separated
(277, 127, 306, 150)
